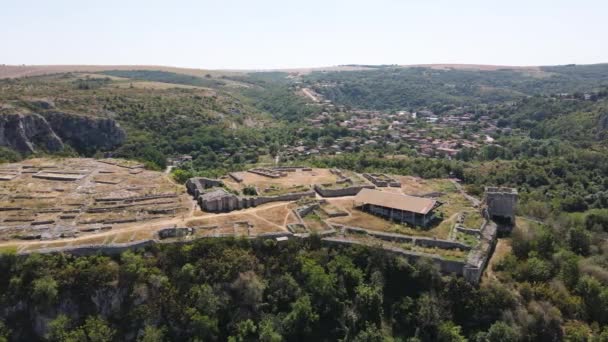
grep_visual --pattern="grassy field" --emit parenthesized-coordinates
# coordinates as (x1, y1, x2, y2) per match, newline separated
(303, 211, 329, 232)
(463, 211, 484, 229)
(0, 246, 17, 254)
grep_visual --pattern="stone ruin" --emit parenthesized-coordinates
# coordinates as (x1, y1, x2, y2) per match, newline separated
(186, 177, 315, 213)
(288, 201, 336, 236)
(0, 158, 188, 243)
(248, 168, 287, 178)
(273, 166, 313, 172)
(185, 177, 224, 197)
(158, 227, 193, 240)
(483, 187, 518, 228)
(362, 173, 401, 187)
(314, 169, 375, 197)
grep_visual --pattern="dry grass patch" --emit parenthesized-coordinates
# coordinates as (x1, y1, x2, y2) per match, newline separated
(254, 204, 293, 226)
(112, 81, 209, 90)
(111, 232, 135, 244)
(232, 168, 337, 191)
(70, 236, 104, 246)
(328, 206, 394, 232)
(0, 246, 17, 254)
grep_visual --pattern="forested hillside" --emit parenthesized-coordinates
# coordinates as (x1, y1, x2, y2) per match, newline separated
(2, 235, 608, 341)
(495, 91, 608, 145)
(303, 64, 608, 110)
(0, 72, 315, 171)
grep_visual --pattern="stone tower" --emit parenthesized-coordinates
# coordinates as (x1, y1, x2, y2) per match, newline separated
(484, 187, 518, 226)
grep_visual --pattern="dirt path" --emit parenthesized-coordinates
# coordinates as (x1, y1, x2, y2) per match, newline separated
(283, 208, 293, 226)
(250, 213, 286, 231)
(301, 88, 320, 102)
(450, 179, 480, 207)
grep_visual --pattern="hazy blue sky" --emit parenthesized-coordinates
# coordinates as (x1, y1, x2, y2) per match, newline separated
(1, 0, 607, 69)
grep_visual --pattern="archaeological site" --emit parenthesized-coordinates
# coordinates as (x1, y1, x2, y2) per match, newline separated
(0, 159, 517, 284)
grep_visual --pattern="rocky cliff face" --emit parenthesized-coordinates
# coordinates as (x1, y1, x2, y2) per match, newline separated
(0, 112, 125, 155)
(0, 113, 64, 154)
(42, 111, 126, 155)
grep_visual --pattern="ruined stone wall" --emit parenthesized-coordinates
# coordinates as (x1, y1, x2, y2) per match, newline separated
(463, 219, 498, 283)
(339, 225, 471, 250)
(362, 173, 401, 187)
(186, 177, 224, 197)
(321, 238, 466, 275)
(330, 223, 499, 283)
(314, 184, 375, 197)
(295, 203, 320, 218)
(198, 190, 315, 213)
(272, 166, 312, 172)
(252, 190, 315, 206)
(158, 227, 193, 239)
(228, 172, 243, 183)
(248, 168, 286, 178)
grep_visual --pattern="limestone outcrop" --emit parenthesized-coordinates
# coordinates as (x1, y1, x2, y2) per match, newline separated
(42, 111, 126, 154)
(0, 111, 125, 154)
(0, 113, 64, 153)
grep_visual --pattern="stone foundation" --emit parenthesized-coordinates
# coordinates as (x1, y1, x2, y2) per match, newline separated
(314, 184, 375, 197)
(362, 173, 401, 187)
(248, 168, 287, 178)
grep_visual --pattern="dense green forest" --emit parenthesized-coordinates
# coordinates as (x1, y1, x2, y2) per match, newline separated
(1, 234, 608, 341)
(303, 64, 608, 110)
(494, 91, 608, 145)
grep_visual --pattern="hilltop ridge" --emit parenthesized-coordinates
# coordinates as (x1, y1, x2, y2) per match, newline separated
(3, 62, 607, 79)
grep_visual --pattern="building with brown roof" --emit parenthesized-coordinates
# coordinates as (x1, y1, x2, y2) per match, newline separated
(353, 188, 442, 227)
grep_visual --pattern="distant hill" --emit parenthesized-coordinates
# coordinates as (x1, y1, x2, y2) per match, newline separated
(3, 63, 605, 79)
(301, 63, 608, 110)
(0, 65, 241, 79)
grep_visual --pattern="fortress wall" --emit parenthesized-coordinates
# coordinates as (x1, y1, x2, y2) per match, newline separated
(198, 190, 315, 213)
(322, 237, 466, 275)
(253, 190, 315, 206)
(186, 177, 224, 197)
(342, 226, 414, 243)
(415, 236, 471, 250)
(463, 219, 498, 283)
(456, 226, 482, 236)
(228, 172, 243, 183)
(337, 225, 470, 250)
